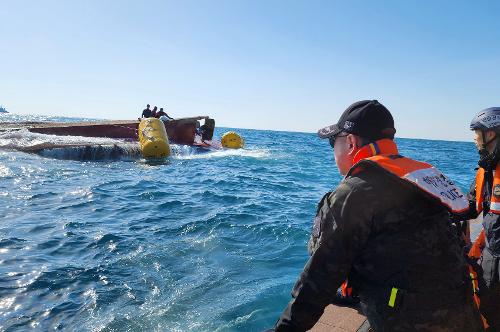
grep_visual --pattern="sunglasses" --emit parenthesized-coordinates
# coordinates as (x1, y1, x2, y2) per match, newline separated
(328, 132, 348, 148)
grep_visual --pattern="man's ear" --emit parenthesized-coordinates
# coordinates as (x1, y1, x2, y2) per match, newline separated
(486, 130, 497, 142)
(346, 134, 358, 154)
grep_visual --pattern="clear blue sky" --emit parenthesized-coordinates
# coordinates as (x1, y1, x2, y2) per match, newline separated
(1, 0, 499, 141)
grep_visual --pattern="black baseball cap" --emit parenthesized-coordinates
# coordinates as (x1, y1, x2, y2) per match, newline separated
(318, 100, 396, 140)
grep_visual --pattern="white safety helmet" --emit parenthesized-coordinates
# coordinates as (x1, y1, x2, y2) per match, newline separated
(470, 107, 500, 132)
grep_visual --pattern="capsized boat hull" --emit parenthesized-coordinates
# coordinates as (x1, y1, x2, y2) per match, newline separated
(0, 116, 214, 146)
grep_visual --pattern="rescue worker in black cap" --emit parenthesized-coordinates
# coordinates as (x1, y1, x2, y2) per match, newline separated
(467, 107, 500, 331)
(272, 100, 483, 331)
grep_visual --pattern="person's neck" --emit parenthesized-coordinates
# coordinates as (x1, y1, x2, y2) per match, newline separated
(352, 139, 398, 164)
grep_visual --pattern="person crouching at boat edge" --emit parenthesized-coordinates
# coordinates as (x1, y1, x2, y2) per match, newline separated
(270, 100, 484, 332)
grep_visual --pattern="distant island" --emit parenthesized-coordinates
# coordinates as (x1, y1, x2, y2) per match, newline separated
(0, 106, 8, 113)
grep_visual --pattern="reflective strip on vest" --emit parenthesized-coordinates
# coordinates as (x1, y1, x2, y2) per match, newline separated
(388, 287, 398, 307)
(491, 201, 500, 213)
(403, 167, 469, 214)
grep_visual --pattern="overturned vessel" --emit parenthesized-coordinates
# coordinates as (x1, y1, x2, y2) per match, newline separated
(0, 116, 215, 145)
(0, 116, 219, 160)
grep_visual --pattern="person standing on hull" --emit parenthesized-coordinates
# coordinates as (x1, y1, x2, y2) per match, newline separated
(468, 107, 500, 332)
(272, 100, 483, 332)
(141, 104, 152, 118)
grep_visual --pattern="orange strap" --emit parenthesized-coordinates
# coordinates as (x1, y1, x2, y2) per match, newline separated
(468, 230, 489, 329)
(468, 264, 489, 329)
(340, 280, 352, 297)
(475, 168, 485, 214)
(469, 230, 486, 259)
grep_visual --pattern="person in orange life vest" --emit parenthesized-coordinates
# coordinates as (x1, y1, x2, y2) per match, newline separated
(468, 107, 500, 332)
(272, 100, 483, 332)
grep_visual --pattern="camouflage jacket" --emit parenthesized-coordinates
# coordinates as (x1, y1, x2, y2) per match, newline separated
(275, 162, 481, 332)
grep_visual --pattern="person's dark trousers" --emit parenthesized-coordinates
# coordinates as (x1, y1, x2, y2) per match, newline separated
(481, 249, 500, 332)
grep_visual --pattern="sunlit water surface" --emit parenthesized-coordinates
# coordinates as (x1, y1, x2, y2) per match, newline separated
(0, 114, 479, 331)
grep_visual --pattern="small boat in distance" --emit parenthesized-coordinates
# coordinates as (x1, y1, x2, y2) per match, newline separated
(0, 106, 8, 113)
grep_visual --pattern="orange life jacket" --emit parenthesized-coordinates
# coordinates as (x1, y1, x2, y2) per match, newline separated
(337, 140, 470, 309)
(350, 140, 488, 327)
(474, 164, 500, 214)
(350, 139, 469, 215)
(467, 165, 500, 330)
(464, 166, 500, 331)
(469, 164, 500, 275)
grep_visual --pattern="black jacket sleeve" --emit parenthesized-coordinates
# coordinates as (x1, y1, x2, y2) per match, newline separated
(274, 177, 375, 332)
(467, 178, 479, 219)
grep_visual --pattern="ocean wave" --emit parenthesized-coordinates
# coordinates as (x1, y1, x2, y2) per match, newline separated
(0, 116, 481, 331)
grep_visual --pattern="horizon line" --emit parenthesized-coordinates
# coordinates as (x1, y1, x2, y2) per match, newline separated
(2, 111, 474, 144)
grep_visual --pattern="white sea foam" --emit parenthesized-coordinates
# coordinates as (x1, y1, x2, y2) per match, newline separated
(0, 127, 269, 162)
(84, 288, 98, 310)
(0, 129, 142, 160)
(68, 187, 93, 199)
(0, 164, 13, 177)
(174, 147, 271, 160)
(214, 309, 263, 332)
(0, 128, 125, 149)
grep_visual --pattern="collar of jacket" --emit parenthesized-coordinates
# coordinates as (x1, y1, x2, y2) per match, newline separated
(352, 139, 399, 165)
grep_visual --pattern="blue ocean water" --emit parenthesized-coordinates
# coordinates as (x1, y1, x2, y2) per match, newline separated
(0, 114, 479, 331)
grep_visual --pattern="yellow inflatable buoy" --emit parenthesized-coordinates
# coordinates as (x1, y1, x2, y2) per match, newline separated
(221, 131, 244, 149)
(138, 118, 171, 158)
